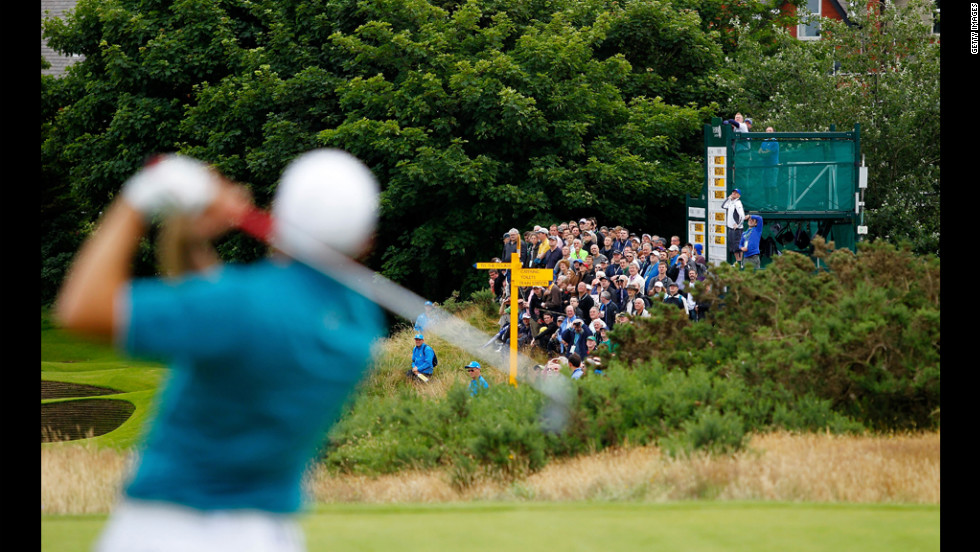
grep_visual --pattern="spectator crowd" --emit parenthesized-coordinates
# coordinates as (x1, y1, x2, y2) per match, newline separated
(479, 216, 721, 378)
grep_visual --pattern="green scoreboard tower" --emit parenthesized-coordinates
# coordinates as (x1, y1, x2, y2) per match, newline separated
(688, 118, 868, 268)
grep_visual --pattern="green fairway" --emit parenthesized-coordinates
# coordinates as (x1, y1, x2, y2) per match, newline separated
(42, 502, 939, 552)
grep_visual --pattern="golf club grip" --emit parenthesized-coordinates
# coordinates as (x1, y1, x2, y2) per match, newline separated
(237, 207, 274, 243)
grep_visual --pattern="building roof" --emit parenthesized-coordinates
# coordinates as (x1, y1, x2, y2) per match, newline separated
(42, 0, 84, 77)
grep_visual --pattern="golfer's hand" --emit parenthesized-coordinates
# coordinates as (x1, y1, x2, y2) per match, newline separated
(187, 179, 253, 241)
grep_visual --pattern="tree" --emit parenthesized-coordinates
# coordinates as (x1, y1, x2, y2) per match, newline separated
(42, 0, 728, 303)
(671, 0, 805, 56)
(727, 0, 940, 255)
(42, 56, 86, 305)
(320, 2, 721, 296)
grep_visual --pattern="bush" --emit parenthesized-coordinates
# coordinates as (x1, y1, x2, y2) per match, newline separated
(468, 288, 499, 320)
(771, 394, 865, 434)
(324, 374, 553, 487)
(659, 407, 748, 458)
(606, 239, 939, 431)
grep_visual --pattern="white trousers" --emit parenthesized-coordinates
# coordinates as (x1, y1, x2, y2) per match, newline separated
(94, 499, 306, 552)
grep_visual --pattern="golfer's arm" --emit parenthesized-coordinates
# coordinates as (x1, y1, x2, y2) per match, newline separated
(55, 200, 146, 341)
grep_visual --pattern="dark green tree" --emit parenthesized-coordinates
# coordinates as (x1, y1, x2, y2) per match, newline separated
(42, 56, 86, 304)
(42, 0, 730, 303)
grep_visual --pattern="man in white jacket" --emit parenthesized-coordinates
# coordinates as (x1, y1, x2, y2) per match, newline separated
(722, 189, 746, 267)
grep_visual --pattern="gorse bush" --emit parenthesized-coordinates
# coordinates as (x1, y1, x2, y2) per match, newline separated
(468, 288, 500, 320)
(324, 239, 939, 485)
(771, 394, 865, 435)
(659, 407, 748, 458)
(610, 238, 940, 431)
(324, 378, 551, 486)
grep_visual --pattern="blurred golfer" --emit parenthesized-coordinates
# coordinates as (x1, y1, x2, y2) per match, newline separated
(55, 149, 383, 552)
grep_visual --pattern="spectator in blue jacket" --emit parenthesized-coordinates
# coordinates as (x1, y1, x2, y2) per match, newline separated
(464, 361, 489, 396)
(740, 214, 764, 270)
(414, 301, 434, 333)
(518, 312, 535, 349)
(561, 319, 592, 359)
(408, 334, 436, 381)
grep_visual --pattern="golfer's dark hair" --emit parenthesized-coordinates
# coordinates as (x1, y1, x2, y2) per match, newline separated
(568, 354, 582, 368)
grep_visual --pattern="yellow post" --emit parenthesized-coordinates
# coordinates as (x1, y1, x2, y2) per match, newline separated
(509, 252, 519, 386)
(475, 255, 522, 387)
(475, 242, 553, 387)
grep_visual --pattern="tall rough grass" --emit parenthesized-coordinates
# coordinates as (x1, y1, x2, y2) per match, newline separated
(359, 299, 548, 401)
(41, 441, 131, 514)
(308, 430, 940, 504)
(363, 323, 513, 401)
(41, 430, 939, 514)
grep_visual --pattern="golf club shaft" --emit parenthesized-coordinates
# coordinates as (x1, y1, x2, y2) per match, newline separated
(236, 207, 572, 430)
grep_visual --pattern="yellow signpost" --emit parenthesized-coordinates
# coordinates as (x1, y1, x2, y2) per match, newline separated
(475, 251, 553, 386)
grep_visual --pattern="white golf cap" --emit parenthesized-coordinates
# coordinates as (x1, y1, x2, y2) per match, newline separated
(272, 149, 379, 259)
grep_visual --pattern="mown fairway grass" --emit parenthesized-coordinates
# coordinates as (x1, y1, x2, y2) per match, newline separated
(42, 502, 939, 552)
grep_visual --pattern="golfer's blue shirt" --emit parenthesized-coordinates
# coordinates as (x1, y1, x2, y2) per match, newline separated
(119, 259, 383, 513)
